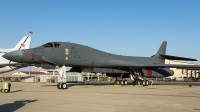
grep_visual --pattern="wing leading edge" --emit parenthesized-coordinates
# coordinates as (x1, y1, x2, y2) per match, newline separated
(144, 63, 200, 69)
(159, 54, 197, 61)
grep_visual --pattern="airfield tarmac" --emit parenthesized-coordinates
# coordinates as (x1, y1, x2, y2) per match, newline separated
(0, 82, 200, 112)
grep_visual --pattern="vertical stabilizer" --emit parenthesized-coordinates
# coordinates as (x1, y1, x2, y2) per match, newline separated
(156, 41, 167, 55)
(13, 35, 31, 50)
(153, 41, 167, 63)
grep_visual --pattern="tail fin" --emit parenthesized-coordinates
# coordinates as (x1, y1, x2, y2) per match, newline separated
(13, 35, 31, 50)
(153, 41, 197, 62)
(156, 41, 167, 55)
(152, 41, 167, 63)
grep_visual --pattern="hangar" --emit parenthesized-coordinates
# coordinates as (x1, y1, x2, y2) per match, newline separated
(165, 59, 200, 80)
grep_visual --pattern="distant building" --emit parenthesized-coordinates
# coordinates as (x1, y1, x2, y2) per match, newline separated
(165, 59, 199, 79)
(12, 71, 48, 75)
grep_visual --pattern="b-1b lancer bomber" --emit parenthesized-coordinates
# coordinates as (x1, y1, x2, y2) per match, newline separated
(2, 41, 200, 89)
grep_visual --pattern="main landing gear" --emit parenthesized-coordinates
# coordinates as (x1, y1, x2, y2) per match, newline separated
(114, 79, 128, 85)
(57, 82, 68, 89)
(135, 78, 150, 86)
(114, 73, 128, 86)
(129, 69, 150, 86)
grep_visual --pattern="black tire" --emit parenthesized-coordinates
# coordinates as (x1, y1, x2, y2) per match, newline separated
(8, 83, 11, 92)
(120, 80, 124, 85)
(4, 89, 8, 93)
(142, 80, 146, 86)
(61, 83, 68, 89)
(115, 80, 120, 85)
(57, 83, 62, 89)
(145, 80, 149, 86)
(124, 80, 128, 85)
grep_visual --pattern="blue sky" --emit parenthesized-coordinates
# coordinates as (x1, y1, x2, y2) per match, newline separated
(0, 0, 200, 72)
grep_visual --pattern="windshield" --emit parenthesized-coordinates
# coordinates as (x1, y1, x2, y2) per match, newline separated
(42, 43, 61, 48)
(42, 43, 53, 47)
(54, 43, 61, 48)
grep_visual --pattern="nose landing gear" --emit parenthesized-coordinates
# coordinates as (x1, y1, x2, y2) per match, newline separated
(57, 66, 68, 89)
(57, 82, 68, 89)
(1, 79, 11, 93)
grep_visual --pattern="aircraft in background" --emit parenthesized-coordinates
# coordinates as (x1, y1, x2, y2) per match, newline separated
(3, 41, 200, 89)
(0, 35, 31, 73)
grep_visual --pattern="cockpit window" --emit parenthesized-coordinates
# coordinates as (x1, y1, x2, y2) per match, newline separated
(42, 43, 61, 48)
(42, 43, 54, 47)
(54, 43, 61, 48)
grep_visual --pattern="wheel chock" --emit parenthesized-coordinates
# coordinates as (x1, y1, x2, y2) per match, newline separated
(114, 84, 121, 86)
(149, 80, 154, 89)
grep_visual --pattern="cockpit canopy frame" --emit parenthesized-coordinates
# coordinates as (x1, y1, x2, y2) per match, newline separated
(42, 42, 61, 48)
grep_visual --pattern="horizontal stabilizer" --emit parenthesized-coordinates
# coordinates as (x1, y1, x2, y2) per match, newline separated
(159, 54, 197, 61)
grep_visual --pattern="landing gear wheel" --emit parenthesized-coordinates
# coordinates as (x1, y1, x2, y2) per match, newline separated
(124, 80, 128, 85)
(8, 83, 11, 92)
(57, 83, 68, 89)
(142, 80, 146, 86)
(61, 83, 68, 89)
(57, 83, 62, 89)
(120, 80, 124, 85)
(4, 89, 8, 93)
(115, 80, 120, 85)
(145, 80, 149, 86)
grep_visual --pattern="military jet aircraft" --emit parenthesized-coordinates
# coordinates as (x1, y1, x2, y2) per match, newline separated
(2, 41, 200, 89)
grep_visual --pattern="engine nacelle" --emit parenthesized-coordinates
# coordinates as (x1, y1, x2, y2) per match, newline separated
(142, 68, 174, 78)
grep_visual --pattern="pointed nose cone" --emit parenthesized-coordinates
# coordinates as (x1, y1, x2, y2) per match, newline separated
(3, 50, 23, 62)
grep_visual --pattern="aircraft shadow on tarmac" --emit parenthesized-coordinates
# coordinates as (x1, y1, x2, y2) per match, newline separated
(40, 82, 200, 88)
(0, 100, 37, 112)
(40, 82, 123, 88)
(10, 89, 23, 93)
